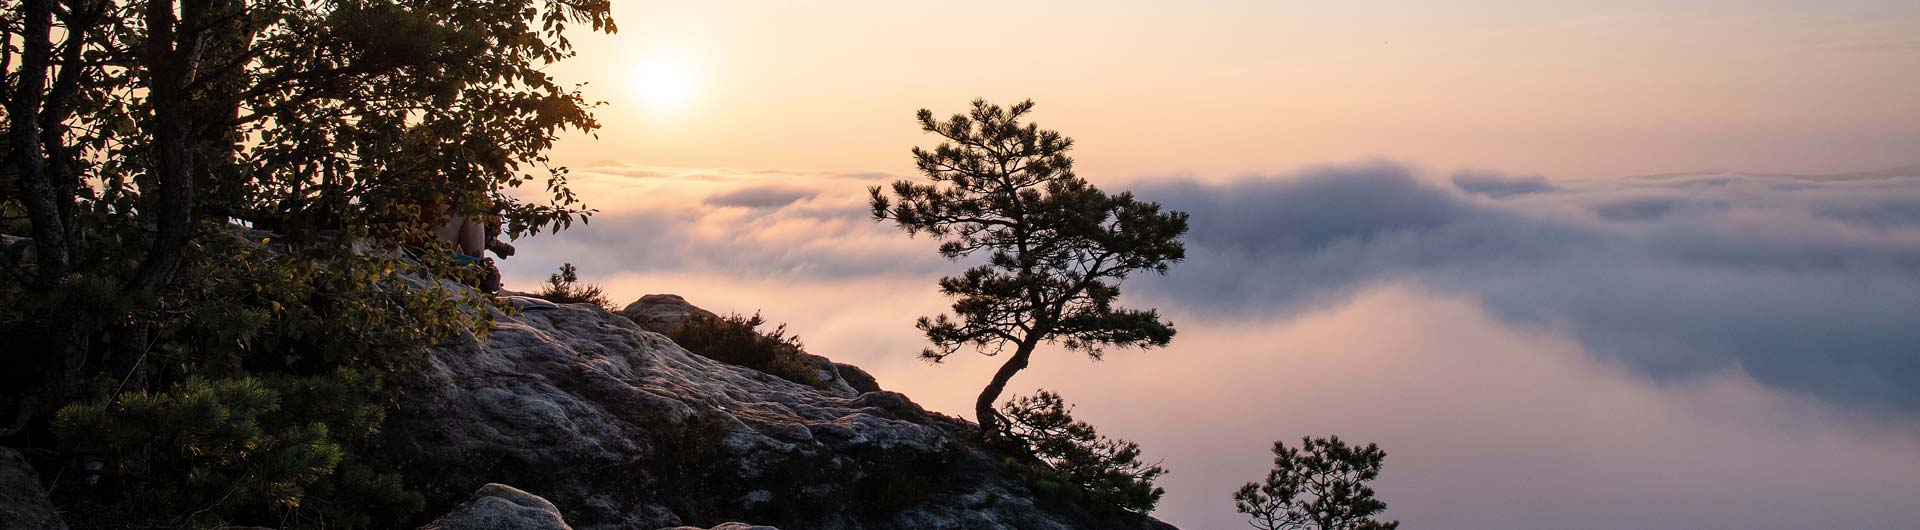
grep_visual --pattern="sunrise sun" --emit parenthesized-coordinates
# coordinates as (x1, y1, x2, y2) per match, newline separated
(630, 55, 696, 109)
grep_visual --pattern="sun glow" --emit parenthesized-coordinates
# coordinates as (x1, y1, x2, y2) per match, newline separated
(630, 55, 696, 109)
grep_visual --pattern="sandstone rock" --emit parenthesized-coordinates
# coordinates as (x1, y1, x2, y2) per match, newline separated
(0, 446, 67, 530)
(832, 363, 881, 394)
(419, 484, 571, 530)
(380, 300, 1178, 530)
(619, 295, 864, 397)
(619, 293, 718, 333)
(798, 353, 861, 398)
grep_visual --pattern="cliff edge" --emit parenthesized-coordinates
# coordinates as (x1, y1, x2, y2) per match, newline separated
(377, 297, 1179, 530)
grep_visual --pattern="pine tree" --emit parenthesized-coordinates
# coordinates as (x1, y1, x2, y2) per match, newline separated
(539, 263, 612, 309)
(1000, 390, 1166, 515)
(870, 99, 1189, 440)
(1234, 436, 1400, 530)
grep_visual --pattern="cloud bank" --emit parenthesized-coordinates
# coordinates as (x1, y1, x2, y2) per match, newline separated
(1129, 163, 1920, 411)
(502, 164, 955, 282)
(506, 161, 1920, 410)
(498, 161, 1920, 529)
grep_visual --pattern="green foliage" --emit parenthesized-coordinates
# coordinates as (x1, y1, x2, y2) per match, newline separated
(668, 312, 828, 390)
(53, 372, 423, 529)
(11, 225, 486, 528)
(167, 229, 493, 375)
(870, 99, 1189, 438)
(4, 0, 610, 524)
(1234, 436, 1400, 530)
(537, 262, 612, 309)
(11, 0, 615, 240)
(1000, 390, 1166, 516)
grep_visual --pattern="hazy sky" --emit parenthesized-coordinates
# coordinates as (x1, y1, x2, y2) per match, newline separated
(546, 0, 1919, 179)
(506, 2, 1920, 528)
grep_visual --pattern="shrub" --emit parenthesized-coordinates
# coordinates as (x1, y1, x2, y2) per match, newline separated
(669, 312, 827, 389)
(1234, 436, 1399, 530)
(1000, 390, 1166, 516)
(21, 227, 485, 529)
(54, 372, 424, 529)
(536, 263, 613, 310)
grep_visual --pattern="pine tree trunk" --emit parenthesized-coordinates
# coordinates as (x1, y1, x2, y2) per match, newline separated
(126, 0, 199, 295)
(974, 342, 1036, 441)
(6, 0, 72, 288)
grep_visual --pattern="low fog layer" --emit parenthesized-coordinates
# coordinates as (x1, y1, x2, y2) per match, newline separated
(498, 162, 1920, 529)
(1133, 163, 1920, 411)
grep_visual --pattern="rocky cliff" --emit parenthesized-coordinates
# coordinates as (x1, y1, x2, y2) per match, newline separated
(378, 297, 1179, 530)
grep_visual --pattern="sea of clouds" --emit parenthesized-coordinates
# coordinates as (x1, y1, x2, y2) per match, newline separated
(498, 162, 1920, 530)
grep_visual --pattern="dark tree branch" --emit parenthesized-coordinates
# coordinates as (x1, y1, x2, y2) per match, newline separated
(8, 0, 72, 287)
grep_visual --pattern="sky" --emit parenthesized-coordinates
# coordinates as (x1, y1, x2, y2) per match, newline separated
(545, 0, 1920, 179)
(503, 2, 1920, 528)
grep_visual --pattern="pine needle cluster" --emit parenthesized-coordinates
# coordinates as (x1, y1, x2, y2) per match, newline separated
(1000, 390, 1167, 517)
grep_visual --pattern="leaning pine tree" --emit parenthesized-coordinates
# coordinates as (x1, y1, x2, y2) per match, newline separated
(871, 99, 1190, 440)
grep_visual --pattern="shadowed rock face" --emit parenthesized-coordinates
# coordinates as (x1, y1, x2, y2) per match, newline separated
(833, 363, 882, 395)
(382, 302, 1177, 530)
(0, 447, 67, 530)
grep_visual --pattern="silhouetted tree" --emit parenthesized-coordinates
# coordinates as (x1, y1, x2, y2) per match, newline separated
(1234, 436, 1400, 530)
(870, 99, 1189, 440)
(2, 1, 615, 525)
(2, 0, 613, 428)
(1001, 390, 1166, 515)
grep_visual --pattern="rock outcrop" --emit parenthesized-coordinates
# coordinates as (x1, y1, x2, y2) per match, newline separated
(833, 363, 882, 395)
(618, 293, 873, 398)
(0, 446, 67, 530)
(619, 294, 718, 334)
(379, 299, 1176, 530)
(420, 484, 572, 530)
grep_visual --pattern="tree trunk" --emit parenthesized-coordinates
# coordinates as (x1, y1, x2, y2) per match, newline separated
(126, 0, 199, 295)
(974, 341, 1036, 441)
(6, 0, 72, 288)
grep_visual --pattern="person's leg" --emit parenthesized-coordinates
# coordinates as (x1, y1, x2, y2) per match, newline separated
(431, 204, 464, 245)
(457, 217, 486, 257)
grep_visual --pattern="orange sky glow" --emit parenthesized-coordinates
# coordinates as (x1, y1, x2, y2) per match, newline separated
(546, 0, 1918, 181)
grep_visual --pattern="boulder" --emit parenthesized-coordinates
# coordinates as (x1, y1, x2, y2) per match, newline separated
(419, 484, 571, 530)
(619, 293, 718, 333)
(658, 524, 780, 530)
(0, 446, 67, 530)
(798, 353, 861, 398)
(832, 363, 881, 394)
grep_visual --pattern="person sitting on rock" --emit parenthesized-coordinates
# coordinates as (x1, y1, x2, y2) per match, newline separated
(427, 201, 515, 293)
